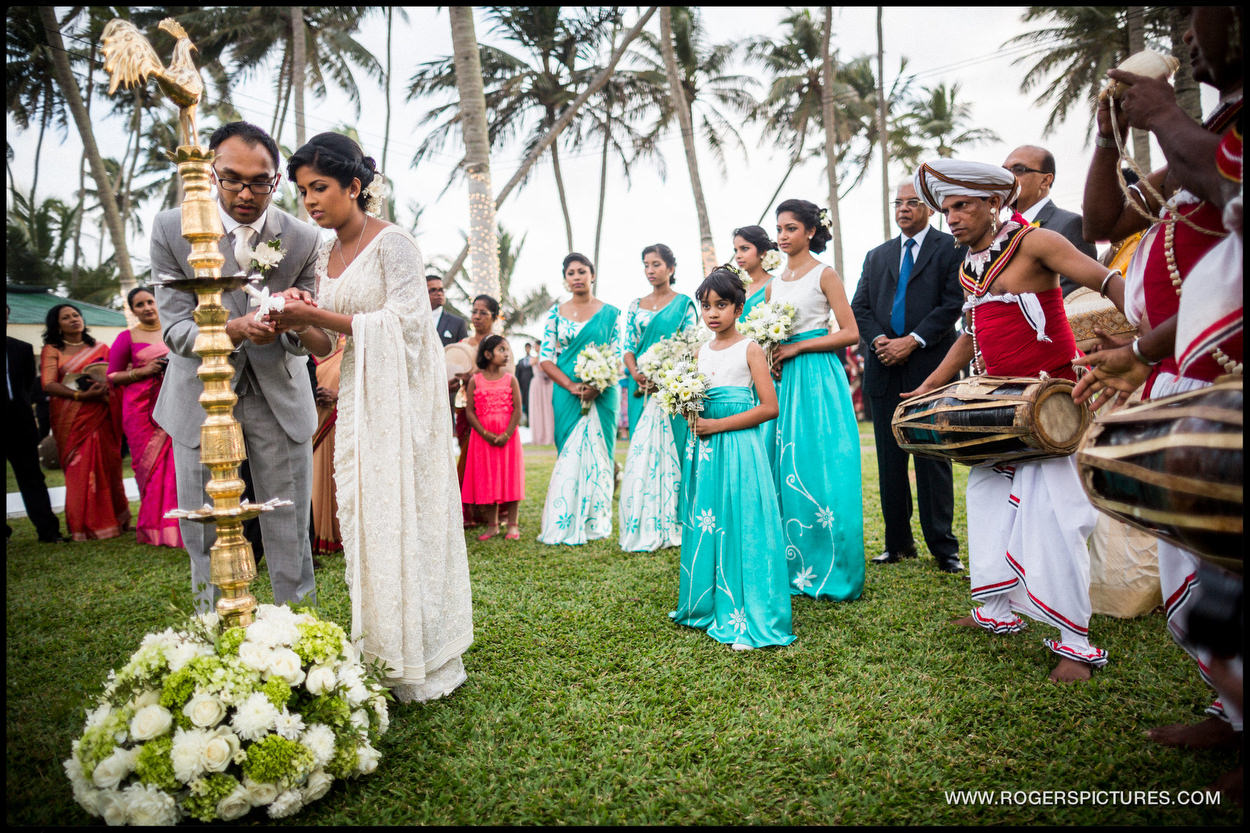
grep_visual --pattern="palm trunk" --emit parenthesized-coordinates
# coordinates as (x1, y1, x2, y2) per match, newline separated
(291, 7, 308, 219)
(71, 39, 98, 284)
(450, 6, 499, 299)
(821, 10, 844, 278)
(875, 7, 891, 241)
(1168, 7, 1202, 121)
(597, 116, 612, 273)
(270, 48, 289, 140)
(1125, 7, 1152, 170)
(30, 108, 47, 212)
(40, 6, 135, 297)
(660, 7, 716, 275)
(381, 7, 394, 221)
(756, 147, 802, 226)
(441, 6, 657, 283)
(550, 140, 575, 252)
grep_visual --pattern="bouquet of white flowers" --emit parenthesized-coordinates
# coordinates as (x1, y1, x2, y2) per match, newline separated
(739, 300, 797, 366)
(761, 249, 784, 272)
(64, 605, 391, 825)
(636, 327, 708, 396)
(652, 353, 711, 432)
(573, 343, 622, 414)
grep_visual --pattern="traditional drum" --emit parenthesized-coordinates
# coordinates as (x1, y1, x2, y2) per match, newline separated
(445, 342, 475, 409)
(1065, 286, 1136, 352)
(891, 375, 1091, 466)
(1077, 375, 1242, 572)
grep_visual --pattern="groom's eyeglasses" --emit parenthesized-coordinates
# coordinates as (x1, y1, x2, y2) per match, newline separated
(212, 168, 280, 194)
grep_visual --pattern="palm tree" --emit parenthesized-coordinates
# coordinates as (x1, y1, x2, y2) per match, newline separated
(450, 6, 499, 300)
(408, 7, 620, 251)
(1003, 6, 1174, 143)
(636, 6, 757, 274)
(5, 7, 69, 210)
(902, 82, 1001, 160)
(874, 7, 890, 240)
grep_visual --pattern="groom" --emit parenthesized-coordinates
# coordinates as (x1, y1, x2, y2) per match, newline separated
(152, 121, 326, 613)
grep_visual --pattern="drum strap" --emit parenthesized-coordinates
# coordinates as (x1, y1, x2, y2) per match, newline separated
(960, 225, 1035, 297)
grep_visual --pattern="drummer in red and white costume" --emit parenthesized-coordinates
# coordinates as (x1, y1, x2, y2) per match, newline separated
(1074, 6, 1243, 746)
(904, 159, 1127, 683)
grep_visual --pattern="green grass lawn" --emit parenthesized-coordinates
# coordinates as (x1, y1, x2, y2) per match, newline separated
(5, 429, 1241, 825)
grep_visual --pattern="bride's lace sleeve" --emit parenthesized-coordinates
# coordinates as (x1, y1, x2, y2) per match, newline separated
(372, 231, 431, 326)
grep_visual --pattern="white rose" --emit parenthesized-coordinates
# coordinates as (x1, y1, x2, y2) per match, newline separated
(265, 647, 306, 686)
(97, 788, 128, 826)
(267, 789, 305, 819)
(237, 641, 271, 672)
(184, 693, 227, 729)
(301, 768, 334, 804)
(356, 742, 380, 775)
(346, 682, 370, 708)
(127, 690, 161, 711)
(123, 782, 180, 826)
(91, 747, 137, 790)
(170, 728, 208, 783)
(350, 709, 370, 733)
(305, 665, 337, 696)
(243, 776, 280, 807)
(200, 729, 240, 773)
(217, 785, 253, 821)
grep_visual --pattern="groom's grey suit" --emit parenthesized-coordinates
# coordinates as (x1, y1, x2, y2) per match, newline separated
(151, 205, 324, 612)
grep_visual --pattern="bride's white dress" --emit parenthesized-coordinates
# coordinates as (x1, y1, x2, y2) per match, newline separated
(317, 225, 473, 703)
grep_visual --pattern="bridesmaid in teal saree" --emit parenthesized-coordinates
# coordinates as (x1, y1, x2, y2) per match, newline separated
(620, 244, 697, 552)
(537, 253, 623, 545)
(733, 225, 779, 321)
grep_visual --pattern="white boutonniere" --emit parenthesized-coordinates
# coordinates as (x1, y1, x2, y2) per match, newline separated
(245, 239, 286, 275)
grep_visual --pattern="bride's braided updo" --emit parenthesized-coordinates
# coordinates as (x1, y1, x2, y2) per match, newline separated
(287, 132, 377, 212)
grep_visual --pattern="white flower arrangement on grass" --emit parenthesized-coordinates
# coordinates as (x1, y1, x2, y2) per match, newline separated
(760, 249, 784, 272)
(572, 343, 622, 414)
(739, 300, 797, 365)
(64, 605, 391, 825)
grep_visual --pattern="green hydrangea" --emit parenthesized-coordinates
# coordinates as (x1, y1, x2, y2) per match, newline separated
(292, 619, 347, 666)
(181, 654, 260, 707)
(160, 667, 196, 711)
(134, 736, 179, 791)
(216, 627, 246, 657)
(241, 734, 314, 787)
(261, 677, 292, 710)
(184, 772, 240, 822)
(75, 707, 131, 774)
(327, 733, 359, 780)
(301, 694, 351, 730)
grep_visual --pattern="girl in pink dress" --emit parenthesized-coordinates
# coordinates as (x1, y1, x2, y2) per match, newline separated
(462, 335, 525, 540)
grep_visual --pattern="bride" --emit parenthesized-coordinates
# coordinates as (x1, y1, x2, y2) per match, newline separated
(271, 132, 473, 703)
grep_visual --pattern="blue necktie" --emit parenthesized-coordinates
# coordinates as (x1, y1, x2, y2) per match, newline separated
(890, 238, 916, 337)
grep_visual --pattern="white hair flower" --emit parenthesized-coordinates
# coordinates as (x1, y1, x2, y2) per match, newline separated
(722, 262, 751, 289)
(361, 173, 390, 217)
(818, 207, 833, 231)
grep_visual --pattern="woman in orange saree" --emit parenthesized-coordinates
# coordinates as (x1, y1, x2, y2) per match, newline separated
(40, 303, 130, 540)
(311, 334, 346, 554)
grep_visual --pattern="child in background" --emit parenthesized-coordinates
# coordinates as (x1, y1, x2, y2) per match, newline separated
(669, 267, 796, 650)
(463, 335, 525, 540)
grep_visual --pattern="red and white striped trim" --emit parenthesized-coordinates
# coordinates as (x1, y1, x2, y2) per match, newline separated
(970, 605, 1026, 634)
(1044, 638, 1109, 667)
(1006, 552, 1090, 636)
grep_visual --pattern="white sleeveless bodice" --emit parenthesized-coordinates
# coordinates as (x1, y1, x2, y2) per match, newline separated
(770, 263, 834, 333)
(699, 338, 753, 389)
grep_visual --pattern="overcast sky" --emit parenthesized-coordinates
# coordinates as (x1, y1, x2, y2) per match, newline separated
(7, 6, 1214, 339)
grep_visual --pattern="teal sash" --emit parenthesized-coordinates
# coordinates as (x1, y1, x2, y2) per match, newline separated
(740, 279, 772, 320)
(553, 304, 621, 453)
(626, 294, 695, 439)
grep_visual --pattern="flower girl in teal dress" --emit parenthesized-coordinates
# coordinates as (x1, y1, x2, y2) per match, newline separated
(669, 267, 796, 650)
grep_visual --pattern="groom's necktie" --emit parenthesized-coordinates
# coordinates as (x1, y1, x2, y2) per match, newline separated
(890, 238, 916, 337)
(234, 226, 255, 274)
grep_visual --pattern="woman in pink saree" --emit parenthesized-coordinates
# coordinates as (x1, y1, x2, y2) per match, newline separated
(107, 288, 182, 547)
(40, 303, 130, 541)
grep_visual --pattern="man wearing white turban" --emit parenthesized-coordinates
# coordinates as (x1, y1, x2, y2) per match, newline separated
(904, 158, 1128, 683)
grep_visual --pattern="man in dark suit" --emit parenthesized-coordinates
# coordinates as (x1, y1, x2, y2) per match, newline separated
(515, 342, 535, 422)
(850, 183, 965, 573)
(427, 275, 469, 347)
(5, 304, 65, 542)
(1004, 144, 1098, 297)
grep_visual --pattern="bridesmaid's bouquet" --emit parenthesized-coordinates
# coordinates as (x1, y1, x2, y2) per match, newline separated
(652, 354, 710, 433)
(739, 300, 797, 365)
(573, 344, 622, 414)
(636, 327, 708, 397)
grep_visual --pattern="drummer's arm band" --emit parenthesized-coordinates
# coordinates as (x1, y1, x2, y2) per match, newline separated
(1099, 269, 1121, 298)
(1131, 336, 1160, 366)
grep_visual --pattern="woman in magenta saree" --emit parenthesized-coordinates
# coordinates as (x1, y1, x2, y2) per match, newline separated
(106, 288, 182, 547)
(40, 303, 130, 541)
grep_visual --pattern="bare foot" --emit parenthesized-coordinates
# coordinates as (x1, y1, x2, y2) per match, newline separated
(1147, 716, 1240, 749)
(951, 615, 981, 628)
(1213, 765, 1243, 807)
(1049, 657, 1092, 683)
